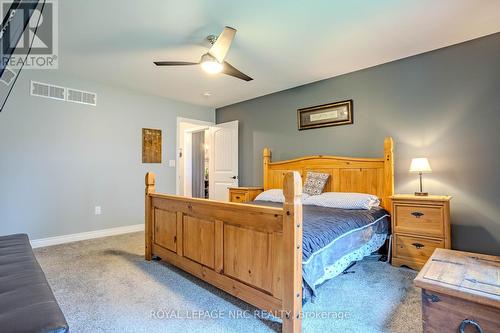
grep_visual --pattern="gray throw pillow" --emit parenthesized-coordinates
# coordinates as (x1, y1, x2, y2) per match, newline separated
(303, 171, 329, 195)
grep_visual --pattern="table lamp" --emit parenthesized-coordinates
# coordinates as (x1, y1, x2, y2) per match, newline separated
(409, 158, 432, 196)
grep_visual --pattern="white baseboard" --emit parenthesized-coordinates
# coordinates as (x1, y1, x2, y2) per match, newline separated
(30, 224, 144, 248)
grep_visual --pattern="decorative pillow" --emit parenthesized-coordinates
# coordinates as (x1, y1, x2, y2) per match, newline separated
(303, 172, 330, 195)
(254, 189, 310, 203)
(303, 192, 380, 210)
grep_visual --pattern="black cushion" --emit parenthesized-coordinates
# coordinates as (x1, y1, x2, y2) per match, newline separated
(0, 234, 69, 333)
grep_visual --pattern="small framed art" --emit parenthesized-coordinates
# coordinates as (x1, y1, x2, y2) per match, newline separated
(142, 128, 162, 163)
(297, 99, 353, 130)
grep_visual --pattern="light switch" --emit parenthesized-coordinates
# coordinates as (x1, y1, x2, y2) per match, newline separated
(168, 160, 176, 167)
(94, 206, 102, 215)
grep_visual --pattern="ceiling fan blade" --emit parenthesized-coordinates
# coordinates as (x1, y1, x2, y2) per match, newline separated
(154, 61, 198, 66)
(222, 62, 253, 81)
(209, 26, 236, 63)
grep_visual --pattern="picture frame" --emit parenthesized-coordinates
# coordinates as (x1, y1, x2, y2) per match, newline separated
(297, 99, 353, 130)
(142, 128, 162, 163)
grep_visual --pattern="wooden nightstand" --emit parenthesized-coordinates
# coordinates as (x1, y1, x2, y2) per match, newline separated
(391, 194, 452, 270)
(228, 187, 263, 203)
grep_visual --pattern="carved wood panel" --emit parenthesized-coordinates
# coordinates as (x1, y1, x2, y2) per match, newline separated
(268, 169, 302, 189)
(223, 224, 274, 293)
(154, 208, 177, 253)
(183, 215, 215, 269)
(339, 168, 384, 197)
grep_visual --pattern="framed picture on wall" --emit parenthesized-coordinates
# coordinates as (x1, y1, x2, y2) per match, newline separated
(142, 128, 162, 163)
(297, 99, 353, 130)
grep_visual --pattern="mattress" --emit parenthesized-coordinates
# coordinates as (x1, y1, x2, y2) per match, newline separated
(252, 201, 390, 302)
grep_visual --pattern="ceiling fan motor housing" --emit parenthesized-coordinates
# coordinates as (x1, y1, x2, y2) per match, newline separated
(207, 34, 218, 45)
(200, 52, 218, 63)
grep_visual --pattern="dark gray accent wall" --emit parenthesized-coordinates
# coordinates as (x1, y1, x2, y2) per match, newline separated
(217, 33, 500, 255)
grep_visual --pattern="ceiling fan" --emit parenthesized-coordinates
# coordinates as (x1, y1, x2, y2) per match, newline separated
(154, 26, 253, 82)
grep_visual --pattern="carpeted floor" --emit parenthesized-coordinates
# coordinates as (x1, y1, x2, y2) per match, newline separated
(34, 232, 422, 333)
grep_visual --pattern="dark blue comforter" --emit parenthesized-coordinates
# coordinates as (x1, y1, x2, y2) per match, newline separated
(253, 201, 389, 262)
(252, 201, 390, 301)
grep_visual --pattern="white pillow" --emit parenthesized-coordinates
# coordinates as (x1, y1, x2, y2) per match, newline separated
(255, 189, 310, 203)
(303, 192, 380, 210)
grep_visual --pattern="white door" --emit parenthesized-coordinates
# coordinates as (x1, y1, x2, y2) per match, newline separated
(209, 121, 238, 201)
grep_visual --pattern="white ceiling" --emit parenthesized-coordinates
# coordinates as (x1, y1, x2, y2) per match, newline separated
(59, 0, 500, 108)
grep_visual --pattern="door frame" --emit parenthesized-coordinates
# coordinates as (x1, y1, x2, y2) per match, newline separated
(176, 117, 214, 196)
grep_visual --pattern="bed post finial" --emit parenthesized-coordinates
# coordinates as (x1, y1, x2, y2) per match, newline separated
(145, 172, 155, 260)
(282, 171, 303, 333)
(145, 172, 155, 195)
(383, 137, 394, 213)
(263, 148, 271, 190)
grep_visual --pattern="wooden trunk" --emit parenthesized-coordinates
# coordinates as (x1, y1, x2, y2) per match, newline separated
(414, 249, 500, 333)
(421, 290, 500, 333)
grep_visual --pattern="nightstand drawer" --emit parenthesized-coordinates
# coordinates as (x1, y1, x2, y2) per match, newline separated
(394, 204, 444, 238)
(394, 235, 444, 264)
(228, 187, 263, 203)
(230, 191, 248, 203)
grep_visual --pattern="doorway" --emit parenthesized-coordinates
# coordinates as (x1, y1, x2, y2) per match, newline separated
(176, 118, 213, 198)
(176, 117, 239, 201)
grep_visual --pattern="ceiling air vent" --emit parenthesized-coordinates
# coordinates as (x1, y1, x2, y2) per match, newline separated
(30, 81, 97, 106)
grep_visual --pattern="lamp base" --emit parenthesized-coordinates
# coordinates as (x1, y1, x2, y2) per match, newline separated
(414, 191, 429, 196)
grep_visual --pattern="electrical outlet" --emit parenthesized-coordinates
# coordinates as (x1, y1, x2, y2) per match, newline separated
(94, 206, 102, 215)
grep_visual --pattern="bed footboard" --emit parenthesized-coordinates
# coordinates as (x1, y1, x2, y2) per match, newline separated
(145, 171, 303, 333)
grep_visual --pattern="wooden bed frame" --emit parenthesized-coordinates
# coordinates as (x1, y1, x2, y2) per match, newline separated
(145, 137, 394, 333)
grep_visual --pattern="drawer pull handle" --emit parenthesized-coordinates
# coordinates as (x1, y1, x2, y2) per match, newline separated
(235, 196, 241, 199)
(459, 319, 483, 333)
(412, 242, 425, 249)
(411, 211, 424, 218)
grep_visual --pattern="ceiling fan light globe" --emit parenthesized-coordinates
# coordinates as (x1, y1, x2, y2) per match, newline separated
(201, 60, 223, 74)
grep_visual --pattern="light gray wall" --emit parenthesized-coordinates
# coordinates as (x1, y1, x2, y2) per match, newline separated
(217, 33, 500, 255)
(0, 70, 214, 239)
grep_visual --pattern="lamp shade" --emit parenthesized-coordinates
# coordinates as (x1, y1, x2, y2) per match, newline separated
(409, 158, 432, 173)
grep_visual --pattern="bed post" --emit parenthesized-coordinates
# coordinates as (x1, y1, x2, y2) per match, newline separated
(282, 171, 303, 333)
(145, 172, 155, 261)
(384, 137, 394, 214)
(263, 148, 271, 190)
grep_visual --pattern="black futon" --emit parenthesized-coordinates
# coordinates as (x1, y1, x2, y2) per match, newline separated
(0, 234, 69, 333)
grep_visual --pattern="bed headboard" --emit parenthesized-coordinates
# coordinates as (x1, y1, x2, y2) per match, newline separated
(263, 137, 394, 212)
